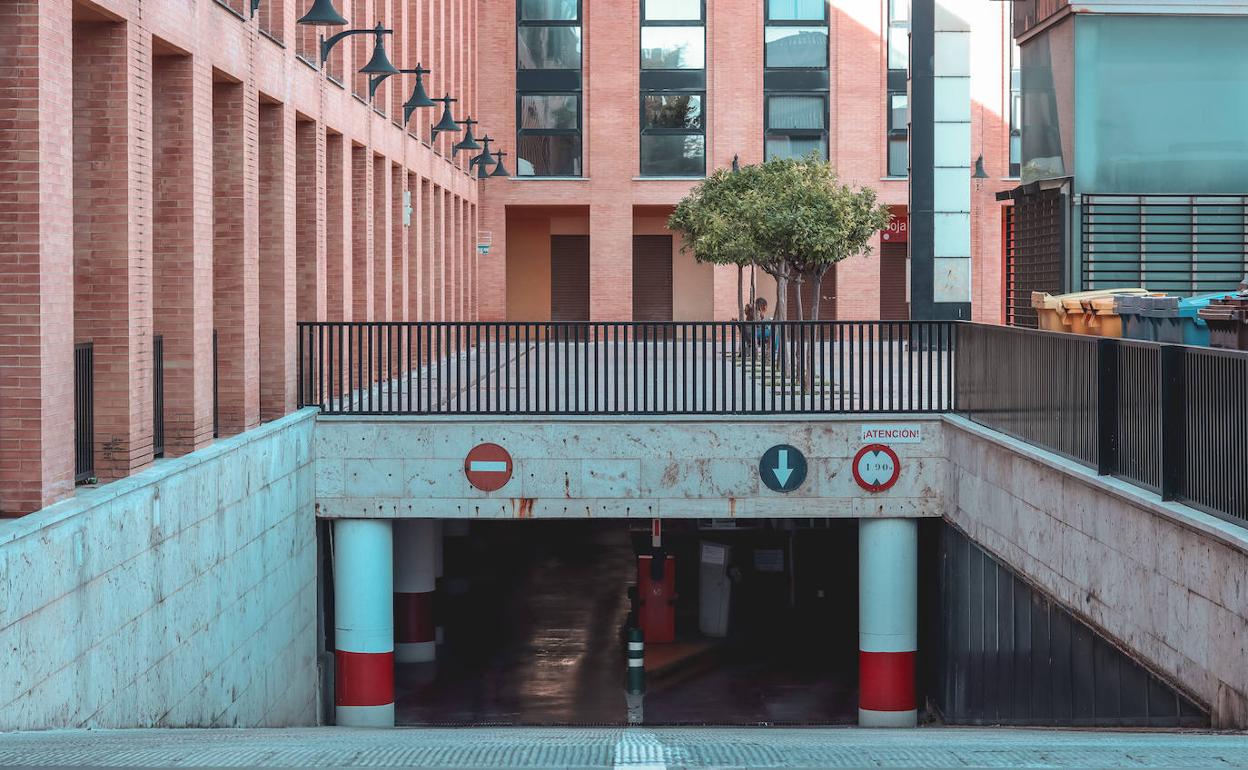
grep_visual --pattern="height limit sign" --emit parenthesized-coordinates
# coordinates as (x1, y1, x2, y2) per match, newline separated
(760, 444, 807, 493)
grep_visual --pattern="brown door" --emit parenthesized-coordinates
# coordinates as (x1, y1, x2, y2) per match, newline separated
(878, 242, 910, 320)
(550, 235, 590, 321)
(785, 267, 837, 319)
(632, 236, 674, 322)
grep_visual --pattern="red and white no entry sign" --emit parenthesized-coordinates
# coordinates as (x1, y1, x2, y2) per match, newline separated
(852, 444, 902, 493)
(464, 442, 513, 492)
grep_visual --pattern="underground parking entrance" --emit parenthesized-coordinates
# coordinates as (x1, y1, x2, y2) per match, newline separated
(319, 516, 1210, 729)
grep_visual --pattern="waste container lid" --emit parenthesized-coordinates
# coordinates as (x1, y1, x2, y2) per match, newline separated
(1032, 287, 1149, 312)
(1175, 291, 1246, 318)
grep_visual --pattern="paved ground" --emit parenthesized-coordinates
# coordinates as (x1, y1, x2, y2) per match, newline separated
(1, 727, 1246, 768)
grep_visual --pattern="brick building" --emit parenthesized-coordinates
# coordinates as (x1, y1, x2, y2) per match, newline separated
(476, 0, 1017, 324)
(0, 0, 482, 515)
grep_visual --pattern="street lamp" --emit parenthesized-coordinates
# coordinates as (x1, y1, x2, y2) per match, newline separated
(297, 0, 348, 25)
(471, 137, 497, 177)
(489, 150, 511, 178)
(318, 23, 399, 74)
(452, 117, 481, 155)
(430, 95, 460, 139)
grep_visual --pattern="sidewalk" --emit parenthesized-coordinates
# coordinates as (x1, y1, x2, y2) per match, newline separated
(1, 726, 1246, 768)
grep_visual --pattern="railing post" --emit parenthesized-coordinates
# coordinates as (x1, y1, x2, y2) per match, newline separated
(1159, 344, 1185, 501)
(1096, 337, 1118, 476)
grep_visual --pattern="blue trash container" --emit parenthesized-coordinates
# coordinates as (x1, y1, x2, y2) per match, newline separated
(1115, 295, 1160, 341)
(1156, 292, 1243, 346)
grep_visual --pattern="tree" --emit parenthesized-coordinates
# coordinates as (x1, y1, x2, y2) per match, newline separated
(668, 165, 762, 321)
(668, 155, 891, 321)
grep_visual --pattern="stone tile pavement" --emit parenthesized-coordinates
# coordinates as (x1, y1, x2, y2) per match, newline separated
(1, 727, 1247, 768)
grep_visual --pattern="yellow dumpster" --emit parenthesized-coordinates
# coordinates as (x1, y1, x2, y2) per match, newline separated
(1031, 289, 1149, 333)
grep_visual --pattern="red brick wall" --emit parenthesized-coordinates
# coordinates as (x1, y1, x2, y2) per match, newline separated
(1, 0, 480, 515)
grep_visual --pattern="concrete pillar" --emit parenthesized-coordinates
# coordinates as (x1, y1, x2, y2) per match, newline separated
(393, 519, 437, 664)
(334, 519, 395, 727)
(858, 518, 918, 727)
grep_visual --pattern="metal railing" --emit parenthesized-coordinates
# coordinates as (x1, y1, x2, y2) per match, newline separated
(957, 324, 1248, 527)
(297, 321, 957, 416)
(74, 342, 94, 483)
(1082, 194, 1248, 295)
(153, 335, 165, 458)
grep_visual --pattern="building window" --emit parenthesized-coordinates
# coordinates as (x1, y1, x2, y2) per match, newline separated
(517, 1, 582, 176)
(1009, 39, 1021, 177)
(640, 0, 706, 176)
(765, 94, 827, 160)
(885, 0, 909, 177)
(764, 1, 829, 160)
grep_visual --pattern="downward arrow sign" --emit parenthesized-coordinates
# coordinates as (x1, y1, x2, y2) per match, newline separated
(772, 449, 794, 487)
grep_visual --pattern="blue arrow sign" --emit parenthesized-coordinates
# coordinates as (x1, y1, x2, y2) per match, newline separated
(760, 444, 807, 493)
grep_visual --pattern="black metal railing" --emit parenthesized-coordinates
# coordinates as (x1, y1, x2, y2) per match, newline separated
(957, 324, 1248, 527)
(153, 335, 165, 458)
(297, 321, 957, 416)
(74, 342, 94, 483)
(1082, 194, 1248, 295)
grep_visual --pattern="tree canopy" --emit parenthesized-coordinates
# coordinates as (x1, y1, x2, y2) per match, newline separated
(668, 154, 892, 320)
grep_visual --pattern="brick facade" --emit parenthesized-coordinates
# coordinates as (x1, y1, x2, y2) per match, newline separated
(0, 0, 479, 515)
(476, 0, 1015, 324)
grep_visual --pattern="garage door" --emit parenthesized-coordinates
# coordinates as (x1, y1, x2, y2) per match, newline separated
(550, 235, 590, 322)
(632, 236, 674, 322)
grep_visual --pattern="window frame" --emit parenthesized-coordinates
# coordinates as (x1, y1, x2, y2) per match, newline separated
(764, 0, 828, 23)
(639, 90, 706, 176)
(639, 0, 707, 177)
(515, 92, 583, 177)
(516, 1, 584, 177)
(764, 92, 828, 161)
(640, 0, 705, 23)
(516, 0, 583, 71)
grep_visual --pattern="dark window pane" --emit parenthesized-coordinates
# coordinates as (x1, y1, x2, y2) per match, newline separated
(641, 134, 705, 176)
(768, 95, 824, 129)
(641, 27, 705, 69)
(644, 0, 702, 21)
(768, 0, 826, 21)
(518, 26, 582, 69)
(888, 137, 908, 176)
(520, 94, 579, 129)
(765, 27, 828, 68)
(517, 133, 582, 176)
(644, 94, 703, 129)
(890, 92, 908, 131)
(766, 135, 827, 161)
(520, 0, 578, 20)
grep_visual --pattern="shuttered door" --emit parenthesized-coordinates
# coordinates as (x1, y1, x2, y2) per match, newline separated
(784, 267, 837, 319)
(879, 242, 910, 320)
(632, 236, 674, 322)
(550, 235, 590, 322)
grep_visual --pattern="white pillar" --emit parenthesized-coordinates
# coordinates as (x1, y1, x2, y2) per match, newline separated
(393, 519, 437, 663)
(858, 518, 918, 727)
(334, 519, 395, 727)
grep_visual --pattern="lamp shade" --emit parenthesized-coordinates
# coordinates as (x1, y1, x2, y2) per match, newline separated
(432, 96, 459, 133)
(403, 72, 436, 110)
(490, 151, 511, 178)
(972, 155, 989, 180)
(297, 0, 348, 26)
(360, 25, 399, 75)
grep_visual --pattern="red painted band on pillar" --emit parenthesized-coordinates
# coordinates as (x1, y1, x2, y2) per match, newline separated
(394, 592, 435, 643)
(335, 650, 395, 707)
(859, 650, 915, 712)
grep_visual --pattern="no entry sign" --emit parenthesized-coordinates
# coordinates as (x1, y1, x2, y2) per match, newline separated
(464, 443, 513, 492)
(852, 444, 901, 493)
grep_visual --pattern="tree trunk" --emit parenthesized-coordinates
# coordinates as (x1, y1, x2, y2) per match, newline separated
(737, 264, 744, 321)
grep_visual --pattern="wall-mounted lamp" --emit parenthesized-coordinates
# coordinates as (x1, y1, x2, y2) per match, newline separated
(489, 151, 511, 178)
(251, 0, 262, 18)
(430, 95, 460, 138)
(369, 63, 433, 107)
(472, 137, 497, 177)
(972, 154, 988, 190)
(452, 118, 481, 155)
(297, 0, 348, 26)
(318, 23, 398, 74)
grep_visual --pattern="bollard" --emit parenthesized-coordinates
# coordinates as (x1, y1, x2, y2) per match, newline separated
(626, 627, 645, 724)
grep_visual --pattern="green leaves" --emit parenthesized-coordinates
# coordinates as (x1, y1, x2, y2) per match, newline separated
(667, 155, 893, 303)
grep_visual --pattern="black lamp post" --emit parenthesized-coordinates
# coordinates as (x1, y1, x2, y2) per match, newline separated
(452, 117, 481, 155)
(489, 151, 511, 178)
(297, 0, 348, 25)
(431, 95, 460, 139)
(318, 22, 399, 74)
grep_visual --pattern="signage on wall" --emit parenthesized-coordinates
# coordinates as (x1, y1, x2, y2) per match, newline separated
(860, 424, 922, 444)
(759, 444, 807, 493)
(464, 442, 513, 492)
(881, 205, 909, 243)
(852, 444, 901, 493)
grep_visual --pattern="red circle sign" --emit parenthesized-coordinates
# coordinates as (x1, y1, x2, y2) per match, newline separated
(464, 443, 513, 492)
(852, 444, 901, 493)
